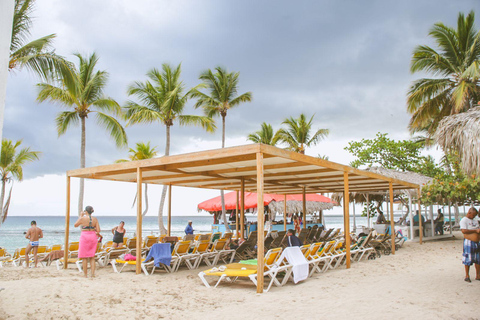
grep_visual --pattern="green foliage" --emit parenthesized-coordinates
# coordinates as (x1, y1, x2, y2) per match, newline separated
(344, 132, 442, 177)
(421, 174, 480, 205)
(276, 114, 329, 154)
(361, 202, 377, 218)
(116, 142, 158, 163)
(0, 139, 40, 182)
(407, 11, 480, 136)
(247, 122, 279, 145)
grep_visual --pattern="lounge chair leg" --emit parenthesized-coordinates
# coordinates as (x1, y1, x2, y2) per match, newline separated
(111, 260, 118, 273)
(198, 272, 211, 288)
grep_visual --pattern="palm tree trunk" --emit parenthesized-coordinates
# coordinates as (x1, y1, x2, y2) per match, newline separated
(78, 116, 86, 216)
(157, 125, 169, 234)
(0, 178, 6, 225)
(142, 183, 149, 217)
(220, 114, 230, 232)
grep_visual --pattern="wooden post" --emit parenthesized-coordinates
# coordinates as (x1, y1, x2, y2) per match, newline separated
(256, 152, 265, 293)
(168, 184, 172, 237)
(64, 175, 71, 269)
(302, 186, 306, 228)
(136, 168, 142, 274)
(389, 182, 395, 254)
(417, 188, 423, 245)
(283, 194, 287, 232)
(448, 202, 452, 235)
(343, 172, 351, 268)
(366, 194, 370, 229)
(236, 191, 239, 238)
(240, 178, 245, 240)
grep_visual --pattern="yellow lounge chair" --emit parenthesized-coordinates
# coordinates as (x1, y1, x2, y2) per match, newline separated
(142, 240, 191, 274)
(10, 248, 27, 267)
(111, 258, 146, 273)
(144, 236, 159, 249)
(176, 240, 210, 271)
(0, 248, 11, 267)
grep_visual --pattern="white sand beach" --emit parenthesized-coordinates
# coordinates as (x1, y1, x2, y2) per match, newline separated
(0, 232, 477, 320)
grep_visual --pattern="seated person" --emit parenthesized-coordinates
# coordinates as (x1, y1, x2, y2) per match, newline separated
(376, 211, 387, 224)
(286, 229, 302, 247)
(413, 210, 425, 226)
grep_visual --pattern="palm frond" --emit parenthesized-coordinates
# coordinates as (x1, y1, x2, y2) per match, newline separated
(94, 112, 128, 148)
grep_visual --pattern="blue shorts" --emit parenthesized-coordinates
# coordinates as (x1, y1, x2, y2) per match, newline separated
(30, 241, 39, 247)
(462, 239, 480, 266)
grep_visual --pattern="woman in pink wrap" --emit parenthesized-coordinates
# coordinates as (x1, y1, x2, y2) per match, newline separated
(74, 206, 101, 278)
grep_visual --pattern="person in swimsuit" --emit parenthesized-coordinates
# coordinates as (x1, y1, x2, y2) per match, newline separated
(74, 206, 101, 278)
(25, 221, 43, 268)
(111, 221, 126, 248)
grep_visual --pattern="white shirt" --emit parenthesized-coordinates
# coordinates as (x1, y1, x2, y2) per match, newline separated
(459, 217, 479, 230)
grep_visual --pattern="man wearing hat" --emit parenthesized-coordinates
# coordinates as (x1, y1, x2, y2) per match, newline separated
(185, 220, 194, 235)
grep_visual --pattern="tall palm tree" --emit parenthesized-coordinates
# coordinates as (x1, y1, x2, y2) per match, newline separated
(9, 0, 73, 83)
(407, 11, 480, 136)
(247, 122, 279, 146)
(276, 114, 329, 154)
(125, 63, 216, 234)
(0, 139, 40, 225)
(37, 52, 127, 215)
(116, 142, 158, 216)
(191, 66, 252, 232)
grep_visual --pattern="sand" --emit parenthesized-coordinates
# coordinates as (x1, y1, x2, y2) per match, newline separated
(0, 232, 478, 320)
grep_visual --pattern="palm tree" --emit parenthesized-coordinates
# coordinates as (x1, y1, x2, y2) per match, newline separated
(407, 11, 480, 136)
(125, 63, 216, 234)
(276, 114, 329, 154)
(37, 52, 127, 215)
(0, 139, 40, 225)
(116, 142, 158, 216)
(247, 122, 280, 146)
(191, 66, 252, 232)
(9, 0, 73, 83)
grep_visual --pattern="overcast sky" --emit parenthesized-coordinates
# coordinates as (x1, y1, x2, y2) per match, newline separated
(3, 0, 477, 217)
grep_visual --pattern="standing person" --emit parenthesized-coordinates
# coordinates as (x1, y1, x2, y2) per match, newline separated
(185, 220, 194, 235)
(25, 221, 43, 268)
(74, 206, 101, 278)
(111, 221, 126, 248)
(434, 209, 444, 235)
(293, 215, 301, 235)
(286, 229, 302, 247)
(460, 207, 480, 282)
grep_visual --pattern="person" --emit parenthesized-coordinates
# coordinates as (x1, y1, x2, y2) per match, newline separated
(185, 220, 194, 235)
(111, 221, 126, 248)
(413, 210, 425, 226)
(25, 221, 43, 268)
(459, 207, 480, 282)
(293, 215, 301, 235)
(376, 211, 387, 224)
(74, 206, 101, 278)
(286, 229, 302, 247)
(434, 209, 444, 235)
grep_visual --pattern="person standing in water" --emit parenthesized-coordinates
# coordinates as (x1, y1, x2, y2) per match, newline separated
(25, 221, 43, 268)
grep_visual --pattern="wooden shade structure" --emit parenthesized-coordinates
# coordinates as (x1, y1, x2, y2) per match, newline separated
(64, 144, 420, 293)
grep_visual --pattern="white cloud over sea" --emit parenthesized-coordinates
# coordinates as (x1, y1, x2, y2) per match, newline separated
(3, 0, 474, 216)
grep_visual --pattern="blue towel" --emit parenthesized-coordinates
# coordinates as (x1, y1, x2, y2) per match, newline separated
(145, 243, 172, 267)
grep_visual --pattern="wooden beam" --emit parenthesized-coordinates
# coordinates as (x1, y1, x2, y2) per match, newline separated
(389, 182, 395, 254)
(136, 168, 142, 274)
(64, 176, 70, 269)
(302, 186, 307, 228)
(284, 194, 287, 232)
(236, 191, 239, 239)
(418, 188, 423, 244)
(256, 152, 265, 294)
(168, 184, 172, 237)
(343, 172, 351, 269)
(240, 178, 245, 240)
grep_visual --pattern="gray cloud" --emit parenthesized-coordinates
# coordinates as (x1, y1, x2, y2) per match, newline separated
(4, 0, 477, 178)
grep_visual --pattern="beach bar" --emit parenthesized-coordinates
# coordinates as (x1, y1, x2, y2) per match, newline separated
(64, 144, 420, 293)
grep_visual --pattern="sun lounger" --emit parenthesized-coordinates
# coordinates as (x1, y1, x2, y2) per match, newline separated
(111, 257, 146, 273)
(273, 246, 308, 284)
(297, 228, 308, 244)
(0, 248, 11, 267)
(141, 243, 173, 275)
(97, 247, 129, 267)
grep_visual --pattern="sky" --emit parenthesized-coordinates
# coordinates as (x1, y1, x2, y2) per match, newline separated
(3, 0, 477, 217)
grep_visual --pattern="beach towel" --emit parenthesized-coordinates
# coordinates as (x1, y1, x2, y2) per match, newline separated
(276, 246, 308, 283)
(124, 253, 136, 261)
(78, 231, 97, 258)
(145, 243, 172, 267)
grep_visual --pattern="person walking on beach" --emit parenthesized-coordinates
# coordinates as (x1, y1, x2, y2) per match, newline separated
(74, 206, 101, 278)
(293, 215, 301, 235)
(185, 220, 194, 235)
(25, 221, 43, 268)
(111, 221, 126, 248)
(460, 207, 480, 282)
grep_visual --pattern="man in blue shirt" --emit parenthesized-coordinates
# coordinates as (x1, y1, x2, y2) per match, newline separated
(185, 220, 194, 235)
(286, 229, 302, 247)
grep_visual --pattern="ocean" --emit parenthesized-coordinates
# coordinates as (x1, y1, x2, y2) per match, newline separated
(0, 214, 388, 253)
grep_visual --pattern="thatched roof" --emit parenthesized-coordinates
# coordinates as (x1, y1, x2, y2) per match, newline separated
(267, 200, 334, 215)
(435, 106, 480, 175)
